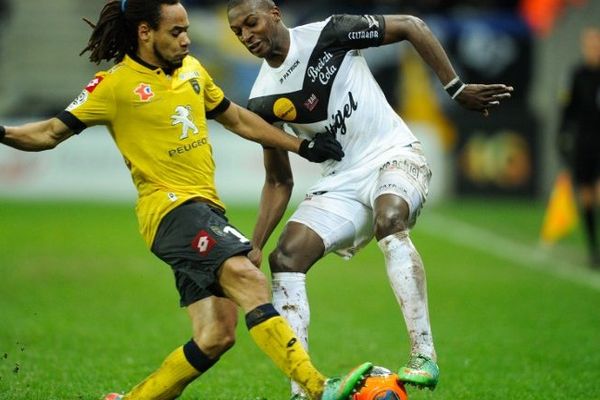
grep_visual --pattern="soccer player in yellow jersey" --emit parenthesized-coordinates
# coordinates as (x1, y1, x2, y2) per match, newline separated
(0, 1, 373, 399)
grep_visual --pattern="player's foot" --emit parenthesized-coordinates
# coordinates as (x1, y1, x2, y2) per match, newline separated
(104, 393, 123, 400)
(321, 362, 373, 400)
(397, 354, 439, 390)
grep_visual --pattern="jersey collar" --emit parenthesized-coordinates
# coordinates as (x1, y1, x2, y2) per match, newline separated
(123, 54, 176, 76)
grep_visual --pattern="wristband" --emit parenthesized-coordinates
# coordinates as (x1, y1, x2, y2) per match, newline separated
(444, 77, 466, 99)
(0, 125, 5, 143)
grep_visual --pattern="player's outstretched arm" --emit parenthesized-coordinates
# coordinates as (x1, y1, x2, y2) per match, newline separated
(0, 118, 74, 151)
(382, 14, 513, 116)
(215, 101, 344, 163)
(249, 148, 294, 267)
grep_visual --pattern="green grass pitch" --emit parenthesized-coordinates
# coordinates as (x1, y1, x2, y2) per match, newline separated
(1, 198, 599, 399)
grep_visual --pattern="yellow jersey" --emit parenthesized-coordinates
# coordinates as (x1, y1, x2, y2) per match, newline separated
(59, 55, 229, 247)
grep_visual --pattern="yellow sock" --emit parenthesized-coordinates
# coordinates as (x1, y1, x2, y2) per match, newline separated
(248, 314, 326, 399)
(124, 346, 200, 400)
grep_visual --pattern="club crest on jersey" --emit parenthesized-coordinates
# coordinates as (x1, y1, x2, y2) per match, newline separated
(273, 97, 297, 121)
(189, 78, 201, 94)
(134, 83, 154, 101)
(192, 230, 216, 256)
(171, 105, 199, 139)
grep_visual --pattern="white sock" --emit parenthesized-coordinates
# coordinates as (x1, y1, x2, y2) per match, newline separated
(378, 231, 436, 361)
(272, 272, 310, 396)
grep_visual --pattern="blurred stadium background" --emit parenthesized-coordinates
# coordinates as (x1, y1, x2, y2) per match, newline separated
(1, 1, 600, 399)
(0, 0, 599, 204)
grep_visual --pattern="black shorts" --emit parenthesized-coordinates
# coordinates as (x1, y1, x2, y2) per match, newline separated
(151, 200, 252, 307)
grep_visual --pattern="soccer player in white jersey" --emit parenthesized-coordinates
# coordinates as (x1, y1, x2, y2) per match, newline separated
(228, 0, 514, 398)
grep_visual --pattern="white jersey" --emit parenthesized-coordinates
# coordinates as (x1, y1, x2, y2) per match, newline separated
(248, 14, 418, 176)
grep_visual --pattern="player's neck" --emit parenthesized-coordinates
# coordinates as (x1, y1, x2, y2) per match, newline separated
(134, 50, 177, 76)
(266, 27, 290, 69)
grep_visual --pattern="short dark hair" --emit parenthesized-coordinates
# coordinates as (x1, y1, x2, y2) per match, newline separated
(80, 0, 179, 64)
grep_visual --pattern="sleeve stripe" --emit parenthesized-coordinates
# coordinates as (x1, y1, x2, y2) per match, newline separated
(56, 111, 87, 135)
(206, 97, 231, 119)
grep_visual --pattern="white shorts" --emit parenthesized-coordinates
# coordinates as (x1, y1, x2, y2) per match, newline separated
(289, 143, 431, 259)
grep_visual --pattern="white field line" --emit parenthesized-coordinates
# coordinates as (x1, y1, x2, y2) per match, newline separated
(419, 212, 600, 292)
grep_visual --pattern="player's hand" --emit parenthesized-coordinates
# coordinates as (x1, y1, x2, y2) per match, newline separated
(455, 84, 514, 117)
(298, 132, 344, 163)
(248, 247, 263, 268)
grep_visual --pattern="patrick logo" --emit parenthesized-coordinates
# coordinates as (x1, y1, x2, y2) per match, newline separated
(134, 83, 154, 101)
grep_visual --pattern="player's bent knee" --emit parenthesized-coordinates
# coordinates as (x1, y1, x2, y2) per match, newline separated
(268, 247, 307, 273)
(374, 210, 409, 240)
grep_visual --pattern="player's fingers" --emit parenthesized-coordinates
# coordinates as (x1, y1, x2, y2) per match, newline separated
(479, 93, 509, 104)
(478, 89, 510, 98)
(324, 142, 344, 160)
(478, 86, 513, 97)
(485, 84, 514, 92)
(327, 140, 343, 153)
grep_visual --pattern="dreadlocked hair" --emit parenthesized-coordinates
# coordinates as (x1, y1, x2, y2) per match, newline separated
(80, 0, 179, 64)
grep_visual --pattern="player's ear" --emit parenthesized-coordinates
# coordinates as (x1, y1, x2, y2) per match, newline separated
(270, 6, 281, 22)
(138, 22, 152, 43)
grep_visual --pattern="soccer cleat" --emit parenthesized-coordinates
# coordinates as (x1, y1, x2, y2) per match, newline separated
(104, 394, 123, 400)
(397, 354, 439, 390)
(321, 362, 373, 400)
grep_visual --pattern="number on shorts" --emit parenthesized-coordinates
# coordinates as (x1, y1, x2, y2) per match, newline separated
(224, 226, 250, 243)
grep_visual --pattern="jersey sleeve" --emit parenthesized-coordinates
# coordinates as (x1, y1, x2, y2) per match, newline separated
(61, 73, 115, 133)
(200, 65, 230, 119)
(327, 14, 386, 49)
